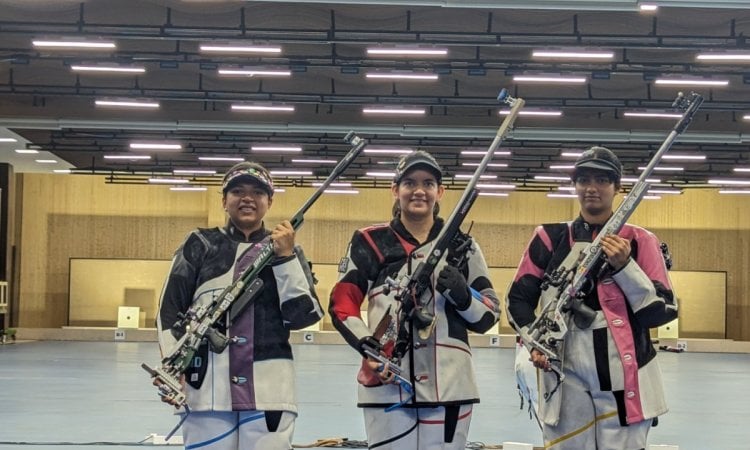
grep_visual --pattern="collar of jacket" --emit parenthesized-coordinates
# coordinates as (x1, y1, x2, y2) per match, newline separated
(389, 216, 445, 246)
(223, 222, 270, 243)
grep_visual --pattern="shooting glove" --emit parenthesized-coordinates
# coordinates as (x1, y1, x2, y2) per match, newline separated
(436, 265, 471, 310)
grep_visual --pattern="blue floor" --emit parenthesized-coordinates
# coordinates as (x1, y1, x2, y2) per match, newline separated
(0, 341, 748, 449)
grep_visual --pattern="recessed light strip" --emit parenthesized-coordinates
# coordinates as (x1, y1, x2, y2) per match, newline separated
(366, 72, 439, 80)
(96, 100, 159, 108)
(362, 108, 426, 115)
(103, 155, 151, 160)
(500, 110, 562, 116)
(654, 78, 729, 86)
(71, 65, 145, 73)
(366, 48, 448, 56)
(200, 45, 281, 53)
(218, 69, 291, 76)
(251, 146, 302, 152)
(513, 75, 587, 83)
(532, 50, 614, 59)
(231, 104, 295, 112)
(33, 40, 115, 49)
(130, 143, 182, 150)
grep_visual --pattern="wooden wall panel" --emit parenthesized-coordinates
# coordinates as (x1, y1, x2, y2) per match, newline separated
(17, 175, 208, 327)
(15, 174, 750, 340)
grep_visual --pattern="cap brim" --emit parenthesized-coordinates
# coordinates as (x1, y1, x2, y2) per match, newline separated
(575, 160, 618, 173)
(395, 161, 442, 182)
(223, 174, 274, 195)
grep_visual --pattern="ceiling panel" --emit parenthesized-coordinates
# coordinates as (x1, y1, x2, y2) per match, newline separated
(0, 0, 749, 192)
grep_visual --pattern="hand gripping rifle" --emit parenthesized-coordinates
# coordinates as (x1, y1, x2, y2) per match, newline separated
(388, 89, 525, 359)
(142, 132, 368, 408)
(521, 92, 703, 394)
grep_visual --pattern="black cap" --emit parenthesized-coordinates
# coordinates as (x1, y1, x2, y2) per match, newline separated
(393, 150, 443, 184)
(572, 146, 622, 182)
(221, 162, 275, 196)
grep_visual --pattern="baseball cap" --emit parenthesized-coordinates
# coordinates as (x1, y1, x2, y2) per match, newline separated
(393, 150, 443, 184)
(221, 162, 275, 196)
(572, 146, 622, 182)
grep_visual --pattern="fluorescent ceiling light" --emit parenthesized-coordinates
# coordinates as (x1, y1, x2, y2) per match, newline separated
(170, 186, 208, 191)
(366, 171, 396, 178)
(697, 53, 750, 62)
(461, 150, 511, 156)
(149, 178, 189, 184)
(33, 40, 115, 49)
(643, 195, 662, 200)
(535, 175, 572, 181)
(648, 189, 682, 195)
(743, 114, 750, 120)
(0, 138, 18, 142)
(198, 156, 244, 162)
(513, 75, 587, 83)
(218, 69, 291, 76)
(312, 182, 352, 187)
(35, 159, 57, 164)
(53, 169, 72, 174)
(547, 193, 578, 198)
(532, 50, 614, 59)
(550, 164, 575, 170)
(96, 99, 159, 108)
(719, 189, 750, 194)
(366, 72, 439, 81)
(708, 179, 750, 185)
(621, 177, 661, 183)
(561, 151, 584, 158)
(476, 183, 515, 189)
(293, 159, 337, 164)
(478, 192, 509, 197)
(130, 142, 182, 150)
(662, 154, 706, 160)
(639, 4, 658, 11)
(367, 47, 448, 56)
(363, 148, 413, 155)
(103, 155, 151, 160)
(324, 189, 359, 194)
(274, 188, 286, 193)
(173, 169, 217, 175)
(362, 107, 426, 115)
(454, 174, 497, 179)
(200, 44, 281, 54)
(558, 186, 575, 191)
(270, 170, 313, 176)
(734, 167, 750, 172)
(462, 162, 508, 168)
(638, 166, 684, 171)
(71, 65, 145, 73)
(654, 78, 729, 87)
(500, 109, 562, 116)
(15, 149, 39, 154)
(231, 104, 295, 112)
(624, 111, 682, 119)
(251, 145, 302, 152)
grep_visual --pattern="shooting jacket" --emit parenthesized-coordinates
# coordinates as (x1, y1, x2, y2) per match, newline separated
(156, 223, 323, 413)
(329, 217, 500, 408)
(506, 216, 678, 425)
